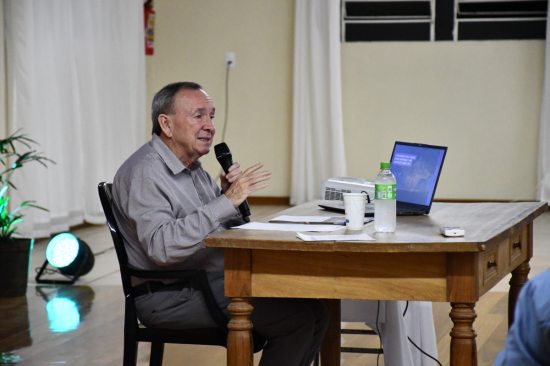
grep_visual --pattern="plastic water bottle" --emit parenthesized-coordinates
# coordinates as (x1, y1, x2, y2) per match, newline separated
(374, 162, 396, 232)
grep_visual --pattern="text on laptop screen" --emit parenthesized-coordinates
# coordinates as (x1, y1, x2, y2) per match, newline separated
(390, 143, 446, 207)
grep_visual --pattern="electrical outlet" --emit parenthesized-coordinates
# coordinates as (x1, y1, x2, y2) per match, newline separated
(225, 52, 236, 68)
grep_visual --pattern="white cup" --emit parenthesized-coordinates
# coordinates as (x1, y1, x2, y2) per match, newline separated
(343, 193, 367, 230)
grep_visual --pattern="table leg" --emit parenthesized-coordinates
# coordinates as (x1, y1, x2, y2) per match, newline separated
(320, 299, 341, 366)
(227, 297, 253, 366)
(508, 260, 530, 327)
(449, 302, 477, 366)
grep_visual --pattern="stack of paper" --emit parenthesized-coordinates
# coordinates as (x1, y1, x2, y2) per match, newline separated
(232, 222, 342, 232)
(296, 232, 375, 242)
(231, 215, 375, 242)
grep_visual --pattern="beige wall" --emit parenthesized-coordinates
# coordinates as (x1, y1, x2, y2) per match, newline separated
(342, 41, 544, 200)
(148, 0, 545, 200)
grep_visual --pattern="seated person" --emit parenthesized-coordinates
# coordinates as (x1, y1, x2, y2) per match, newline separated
(494, 269, 550, 365)
(112, 81, 329, 366)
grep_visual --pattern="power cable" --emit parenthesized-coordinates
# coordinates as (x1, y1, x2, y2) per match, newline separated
(217, 59, 232, 183)
(221, 59, 232, 143)
(403, 301, 443, 366)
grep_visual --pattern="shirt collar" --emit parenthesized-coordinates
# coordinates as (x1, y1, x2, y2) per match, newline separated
(151, 134, 201, 175)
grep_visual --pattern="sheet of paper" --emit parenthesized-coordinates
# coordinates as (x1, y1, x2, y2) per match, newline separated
(270, 215, 335, 223)
(232, 222, 343, 232)
(269, 215, 346, 225)
(296, 231, 375, 242)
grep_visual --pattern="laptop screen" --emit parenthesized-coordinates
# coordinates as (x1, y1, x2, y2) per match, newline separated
(390, 142, 447, 207)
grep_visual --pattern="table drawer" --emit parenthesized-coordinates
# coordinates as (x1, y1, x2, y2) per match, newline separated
(481, 248, 500, 287)
(509, 228, 528, 267)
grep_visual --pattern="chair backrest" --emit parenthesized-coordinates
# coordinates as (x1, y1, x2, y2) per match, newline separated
(97, 182, 134, 298)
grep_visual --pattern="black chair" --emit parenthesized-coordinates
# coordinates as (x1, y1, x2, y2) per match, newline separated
(340, 326, 383, 355)
(98, 182, 263, 365)
(313, 325, 382, 366)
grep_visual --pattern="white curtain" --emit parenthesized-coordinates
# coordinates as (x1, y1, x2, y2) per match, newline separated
(4, 0, 146, 238)
(538, 12, 550, 202)
(291, 0, 347, 205)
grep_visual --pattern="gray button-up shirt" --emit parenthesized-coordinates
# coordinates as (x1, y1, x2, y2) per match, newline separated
(112, 134, 242, 273)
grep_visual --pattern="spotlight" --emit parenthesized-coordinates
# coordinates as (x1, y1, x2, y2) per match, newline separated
(35, 232, 95, 285)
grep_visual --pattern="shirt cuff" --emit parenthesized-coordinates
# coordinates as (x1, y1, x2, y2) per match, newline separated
(207, 194, 239, 223)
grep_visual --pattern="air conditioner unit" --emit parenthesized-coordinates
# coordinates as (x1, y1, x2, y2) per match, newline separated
(320, 177, 375, 202)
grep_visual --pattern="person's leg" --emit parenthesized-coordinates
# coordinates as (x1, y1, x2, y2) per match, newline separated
(134, 271, 229, 329)
(250, 298, 329, 366)
(134, 286, 219, 328)
(301, 299, 330, 365)
(136, 273, 329, 365)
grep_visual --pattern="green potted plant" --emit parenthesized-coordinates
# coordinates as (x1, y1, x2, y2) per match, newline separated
(0, 130, 54, 297)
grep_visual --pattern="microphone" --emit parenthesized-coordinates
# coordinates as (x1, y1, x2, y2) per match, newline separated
(214, 142, 251, 222)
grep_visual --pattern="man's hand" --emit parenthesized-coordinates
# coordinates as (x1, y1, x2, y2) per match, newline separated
(223, 163, 272, 207)
(220, 162, 241, 193)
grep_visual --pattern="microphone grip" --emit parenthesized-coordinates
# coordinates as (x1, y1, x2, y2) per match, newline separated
(215, 144, 252, 222)
(219, 160, 251, 221)
(239, 200, 251, 222)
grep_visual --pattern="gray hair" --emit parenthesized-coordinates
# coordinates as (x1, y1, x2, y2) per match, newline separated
(151, 81, 202, 135)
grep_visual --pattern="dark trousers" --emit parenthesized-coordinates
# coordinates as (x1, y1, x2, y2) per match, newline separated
(135, 271, 330, 366)
(251, 297, 329, 366)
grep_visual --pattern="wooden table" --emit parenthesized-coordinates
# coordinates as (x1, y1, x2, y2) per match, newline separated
(204, 201, 547, 366)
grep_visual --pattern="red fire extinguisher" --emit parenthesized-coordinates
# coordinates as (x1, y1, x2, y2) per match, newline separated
(144, 0, 155, 55)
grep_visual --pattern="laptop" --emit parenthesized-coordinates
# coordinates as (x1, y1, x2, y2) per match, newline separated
(319, 141, 447, 216)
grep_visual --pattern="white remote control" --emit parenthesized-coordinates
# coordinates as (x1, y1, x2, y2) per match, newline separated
(441, 226, 465, 237)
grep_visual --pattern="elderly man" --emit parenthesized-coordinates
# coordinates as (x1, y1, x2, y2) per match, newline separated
(112, 81, 328, 366)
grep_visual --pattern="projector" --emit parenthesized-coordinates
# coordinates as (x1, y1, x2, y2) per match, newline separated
(320, 177, 375, 202)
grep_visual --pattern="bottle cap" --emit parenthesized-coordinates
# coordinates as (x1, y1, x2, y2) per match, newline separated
(380, 162, 390, 169)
